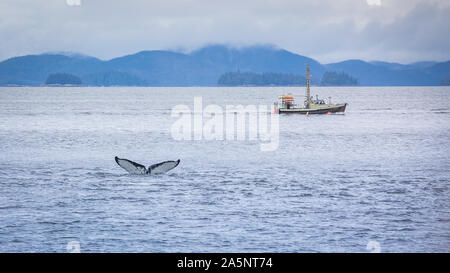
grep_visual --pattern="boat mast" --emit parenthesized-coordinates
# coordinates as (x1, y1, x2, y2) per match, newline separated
(306, 65, 311, 109)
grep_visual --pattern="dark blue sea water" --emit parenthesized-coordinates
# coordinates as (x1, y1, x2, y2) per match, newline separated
(0, 86, 449, 252)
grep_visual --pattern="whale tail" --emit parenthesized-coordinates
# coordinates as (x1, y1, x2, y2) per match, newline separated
(115, 156, 180, 175)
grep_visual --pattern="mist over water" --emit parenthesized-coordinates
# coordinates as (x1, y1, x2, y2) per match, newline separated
(0, 86, 449, 252)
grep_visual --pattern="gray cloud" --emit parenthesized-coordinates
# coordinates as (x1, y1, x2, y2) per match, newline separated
(0, 0, 449, 63)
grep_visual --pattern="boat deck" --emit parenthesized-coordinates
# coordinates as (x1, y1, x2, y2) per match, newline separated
(278, 103, 347, 114)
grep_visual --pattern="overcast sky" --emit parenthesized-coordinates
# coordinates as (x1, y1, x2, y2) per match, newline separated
(0, 0, 449, 63)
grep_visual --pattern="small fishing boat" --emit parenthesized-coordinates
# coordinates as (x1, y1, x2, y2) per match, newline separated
(274, 66, 347, 114)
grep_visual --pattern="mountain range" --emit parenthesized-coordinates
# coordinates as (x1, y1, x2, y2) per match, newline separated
(0, 45, 449, 86)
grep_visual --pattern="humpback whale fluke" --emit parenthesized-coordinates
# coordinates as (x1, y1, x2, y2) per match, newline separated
(115, 156, 180, 175)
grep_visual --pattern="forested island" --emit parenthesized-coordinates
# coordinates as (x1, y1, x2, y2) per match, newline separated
(218, 70, 359, 86)
(45, 73, 82, 85)
(320, 71, 358, 86)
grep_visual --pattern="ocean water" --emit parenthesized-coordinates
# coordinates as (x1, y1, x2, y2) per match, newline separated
(0, 86, 449, 253)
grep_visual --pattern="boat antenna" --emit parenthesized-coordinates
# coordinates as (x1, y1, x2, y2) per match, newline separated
(306, 64, 311, 109)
